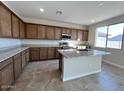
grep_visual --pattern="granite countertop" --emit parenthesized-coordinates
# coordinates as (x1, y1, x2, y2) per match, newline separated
(0, 47, 29, 62)
(58, 49, 110, 58)
(23, 44, 60, 48)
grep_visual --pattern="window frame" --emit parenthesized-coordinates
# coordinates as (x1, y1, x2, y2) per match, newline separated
(95, 22, 124, 50)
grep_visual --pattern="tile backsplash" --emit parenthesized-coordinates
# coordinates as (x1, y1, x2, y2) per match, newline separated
(0, 38, 22, 51)
(0, 38, 88, 51)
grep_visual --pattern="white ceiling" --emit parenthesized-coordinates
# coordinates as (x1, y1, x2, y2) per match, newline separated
(3, 1, 124, 25)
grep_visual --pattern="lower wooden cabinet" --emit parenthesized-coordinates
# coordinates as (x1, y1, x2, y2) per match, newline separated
(40, 48, 47, 60)
(0, 49, 29, 91)
(13, 53, 22, 80)
(55, 48, 59, 58)
(30, 48, 40, 61)
(30, 47, 59, 61)
(0, 58, 14, 91)
(21, 51, 26, 69)
(26, 49, 29, 63)
(47, 48, 55, 59)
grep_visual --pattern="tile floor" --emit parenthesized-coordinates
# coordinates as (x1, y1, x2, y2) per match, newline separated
(10, 60, 124, 91)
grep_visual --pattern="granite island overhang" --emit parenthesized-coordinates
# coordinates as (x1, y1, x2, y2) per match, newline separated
(58, 49, 110, 82)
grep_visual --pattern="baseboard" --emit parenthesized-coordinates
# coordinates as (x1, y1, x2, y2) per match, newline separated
(30, 58, 59, 62)
(62, 70, 101, 82)
(102, 59, 124, 70)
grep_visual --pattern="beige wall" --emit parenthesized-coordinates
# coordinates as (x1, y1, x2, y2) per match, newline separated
(88, 15, 124, 69)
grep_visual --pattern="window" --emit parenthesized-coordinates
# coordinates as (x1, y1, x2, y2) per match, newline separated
(95, 23, 124, 49)
(107, 23, 124, 49)
(95, 26, 108, 48)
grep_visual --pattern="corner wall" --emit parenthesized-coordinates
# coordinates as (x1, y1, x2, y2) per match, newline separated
(88, 15, 124, 69)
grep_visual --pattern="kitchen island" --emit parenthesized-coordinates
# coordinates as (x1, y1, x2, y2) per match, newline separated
(58, 49, 110, 81)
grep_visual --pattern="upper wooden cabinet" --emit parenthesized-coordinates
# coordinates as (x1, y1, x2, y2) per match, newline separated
(55, 27, 61, 40)
(83, 30, 88, 41)
(38, 25, 46, 39)
(19, 21, 25, 38)
(46, 26, 55, 40)
(25, 23, 88, 40)
(26, 24, 38, 39)
(77, 30, 83, 40)
(0, 3, 89, 40)
(71, 29, 77, 40)
(12, 14, 20, 38)
(0, 5, 12, 37)
(62, 28, 71, 34)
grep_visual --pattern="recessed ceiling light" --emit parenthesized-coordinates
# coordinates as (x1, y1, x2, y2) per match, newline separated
(40, 8, 44, 12)
(98, 3, 103, 7)
(91, 19, 95, 23)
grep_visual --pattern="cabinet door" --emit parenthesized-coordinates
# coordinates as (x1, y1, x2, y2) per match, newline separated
(38, 25, 46, 39)
(0, 58, 14, 91)
(62, 28, 71, 34)
(77, 30, 83, 40)
(55, 27, 61, 40)
(71, 29, 77, 40)
(66, 28, 71, 34)
(12, 14, 19, 38)
(40, 48, 47, 60)
(55, 48, 59, 58)
(83, 31, 88, 41)
(13, 53, 22, 79)
(47, 48, 55, 59)
(46, 26, 55, 40)
(62, 28, 66, 34)
(0, 62, 14, 91)
(26, 49, 29, 63)
(21, 51, 26, 69)
(19, 21, 25, 38)
(0, 5, 12, 37)
(30, 48, 40, 61)
(26, 24, 37, 39)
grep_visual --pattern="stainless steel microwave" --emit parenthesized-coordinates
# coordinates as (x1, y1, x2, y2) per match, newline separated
(61, 34, 71, 40)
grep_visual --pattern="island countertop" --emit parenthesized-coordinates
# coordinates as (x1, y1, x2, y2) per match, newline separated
(58, 49, 110, 58)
